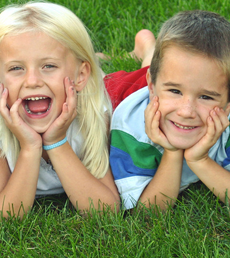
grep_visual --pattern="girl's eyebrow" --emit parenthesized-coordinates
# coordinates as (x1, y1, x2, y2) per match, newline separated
(4, 57, 61, 64)
(163, 82, 222, 97)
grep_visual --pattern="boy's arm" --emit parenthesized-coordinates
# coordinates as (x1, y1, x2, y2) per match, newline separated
(140, 149, 183, 209)
(185, 106, 230, 203)
(186, 157, 230, 203)
(139, 97, 184, 210)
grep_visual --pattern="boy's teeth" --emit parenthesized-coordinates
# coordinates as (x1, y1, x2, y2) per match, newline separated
(174, 122, 195, 130)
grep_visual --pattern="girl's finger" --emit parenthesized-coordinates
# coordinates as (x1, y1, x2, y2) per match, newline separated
(0, 88, 11, 119)
(9, 98, 23, 122)
(64, 77, 77, 112)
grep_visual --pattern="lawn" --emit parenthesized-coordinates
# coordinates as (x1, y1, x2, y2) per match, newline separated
(1, 0, 230, 257)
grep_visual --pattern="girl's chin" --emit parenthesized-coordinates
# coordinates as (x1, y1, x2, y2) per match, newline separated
(30, 125, 50, 134)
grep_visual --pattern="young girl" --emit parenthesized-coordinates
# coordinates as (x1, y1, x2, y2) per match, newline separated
(0, 1, 119, 218)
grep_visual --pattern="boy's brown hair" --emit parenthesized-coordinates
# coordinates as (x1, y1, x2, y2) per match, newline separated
(150, 10, 230, 100)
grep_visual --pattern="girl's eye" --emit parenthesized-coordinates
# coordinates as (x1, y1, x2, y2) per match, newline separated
(9, 66, 22, 71)
(200, 95, 214, 100)
(169, 89, 181, 95)
(43, 64, 57, 69)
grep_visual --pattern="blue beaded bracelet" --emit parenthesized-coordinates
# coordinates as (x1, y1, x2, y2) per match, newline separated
(43, 137, 67, 150)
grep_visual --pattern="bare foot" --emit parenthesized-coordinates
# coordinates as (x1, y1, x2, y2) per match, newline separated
(96, 52, 110, 61)
(131, 29, 156, 67)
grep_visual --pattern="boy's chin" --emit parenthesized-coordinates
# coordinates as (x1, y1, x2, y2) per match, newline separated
(168, 140, 197, 150)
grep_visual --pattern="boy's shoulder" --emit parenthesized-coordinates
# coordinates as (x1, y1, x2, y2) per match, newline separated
(111, 86, 149, 131)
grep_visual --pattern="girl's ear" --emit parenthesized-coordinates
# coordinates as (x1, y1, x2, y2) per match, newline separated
(75, 61, 91, 92)
(146, 69, 155, 99)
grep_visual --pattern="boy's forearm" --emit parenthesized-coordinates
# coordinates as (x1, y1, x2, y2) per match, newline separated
(187, 158, 230, 203)
(139, 149, 183, 210)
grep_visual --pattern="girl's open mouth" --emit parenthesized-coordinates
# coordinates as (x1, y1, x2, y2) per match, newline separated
(22, 96, 52, 116)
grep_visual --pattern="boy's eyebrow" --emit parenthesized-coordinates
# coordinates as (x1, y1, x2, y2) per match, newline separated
(163, 82, 222, 97)
(200, 89, 221, 97)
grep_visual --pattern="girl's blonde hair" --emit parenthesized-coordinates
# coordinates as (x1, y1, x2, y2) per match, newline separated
(0, 1, 112, 178)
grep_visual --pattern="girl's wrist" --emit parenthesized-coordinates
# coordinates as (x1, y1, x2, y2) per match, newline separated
(43, 136, 67, 151)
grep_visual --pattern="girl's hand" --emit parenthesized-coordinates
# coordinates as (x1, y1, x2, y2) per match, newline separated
(185, 106, 230, 163)
(0, 84, 42, 151)
(145, 96, 178, 151)
(42, 77, 77, 145)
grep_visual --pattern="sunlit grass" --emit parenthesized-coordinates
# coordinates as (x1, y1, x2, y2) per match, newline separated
(1, 0, 230, 256)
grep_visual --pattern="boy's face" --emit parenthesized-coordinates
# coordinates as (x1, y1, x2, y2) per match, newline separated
(0, 31, 89, 133)
(147, 45, 229, 149)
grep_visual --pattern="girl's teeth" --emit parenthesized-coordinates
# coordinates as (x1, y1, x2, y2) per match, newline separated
(25, 97, 51, 115)
(174, 122, 195, 130)
(26, 97, 46, 101)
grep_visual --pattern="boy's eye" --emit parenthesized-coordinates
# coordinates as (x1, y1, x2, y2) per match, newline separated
(200, 95, 214, 100)
(8, 66, 22, 71)
(169, 89, 181, 95)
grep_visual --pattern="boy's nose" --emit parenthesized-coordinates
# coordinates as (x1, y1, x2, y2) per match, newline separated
(177, 99, 196, 118)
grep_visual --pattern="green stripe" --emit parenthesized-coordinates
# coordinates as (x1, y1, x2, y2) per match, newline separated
(111, 129, 162, 169)
(226, 124, 230, 149)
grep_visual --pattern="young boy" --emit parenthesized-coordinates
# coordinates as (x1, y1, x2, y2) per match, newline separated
(107, 10, 230, 210)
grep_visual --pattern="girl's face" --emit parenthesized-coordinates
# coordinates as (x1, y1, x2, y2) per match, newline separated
(147, 45, 230, 149)
(0, 31, 88, 133)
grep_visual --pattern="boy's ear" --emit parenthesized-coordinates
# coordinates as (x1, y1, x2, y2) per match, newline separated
(75, 61, 91, 92)
(146, 69, 154, 98)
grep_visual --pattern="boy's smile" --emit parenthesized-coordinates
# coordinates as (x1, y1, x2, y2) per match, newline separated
(0, 31, 81, 133)
(147, 45, 229, 149)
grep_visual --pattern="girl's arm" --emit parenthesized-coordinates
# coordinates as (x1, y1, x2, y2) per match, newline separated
(0, 86, 42, 218)
(0, 148, 41, 218)
(42, 78, 119, 212)
(46, 143, 120, 212)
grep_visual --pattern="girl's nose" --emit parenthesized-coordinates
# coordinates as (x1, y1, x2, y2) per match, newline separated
(23, 69, 43, 88)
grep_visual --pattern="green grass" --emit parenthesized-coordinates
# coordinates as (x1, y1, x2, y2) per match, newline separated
(1, 0, 230, 257)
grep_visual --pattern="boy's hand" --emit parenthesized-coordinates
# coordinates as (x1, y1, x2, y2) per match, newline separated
(145, 96, 178, 151)
(185, 106, 230, 163)
(0, 84, 42, 151)
(42, 77, 77, 146)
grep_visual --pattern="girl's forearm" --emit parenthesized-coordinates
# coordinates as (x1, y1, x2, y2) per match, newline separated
(0, 149, 41, 218)
(47, 142, 119, 212)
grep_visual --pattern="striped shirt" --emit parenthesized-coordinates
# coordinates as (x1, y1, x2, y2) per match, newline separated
(110, 86, 230, 209)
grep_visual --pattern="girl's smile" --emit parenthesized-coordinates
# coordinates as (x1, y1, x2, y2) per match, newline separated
(22, 94, 52, 118)
(0, 31, 81, 133)
(147, 45, 229, 149)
